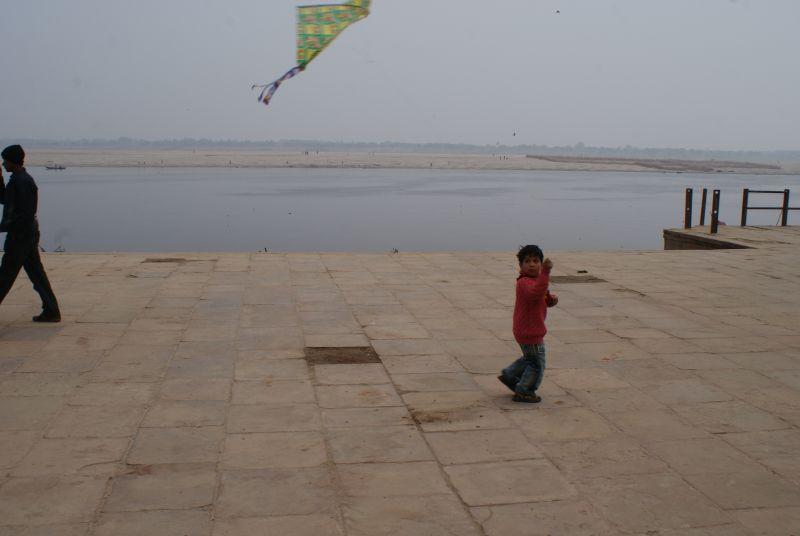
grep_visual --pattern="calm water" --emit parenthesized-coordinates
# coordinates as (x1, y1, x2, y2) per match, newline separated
(32, 167, 799, 252)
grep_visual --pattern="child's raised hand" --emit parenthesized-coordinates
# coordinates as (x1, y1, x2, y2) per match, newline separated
(543, 258, 553, 271)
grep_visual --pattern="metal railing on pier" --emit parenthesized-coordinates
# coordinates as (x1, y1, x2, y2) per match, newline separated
(740, 189, 798, 227)
(685, 187, 796, 234)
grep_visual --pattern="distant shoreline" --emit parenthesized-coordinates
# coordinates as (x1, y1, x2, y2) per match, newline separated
(26, 149, 800, 175)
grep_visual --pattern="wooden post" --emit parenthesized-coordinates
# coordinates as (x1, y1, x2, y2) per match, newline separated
(700, 188, 708, 226)
(741, 188, 749, 226)
(710, 189, 721, 234)
(781, 189, 790, 226)
(684, 188, 693, 229)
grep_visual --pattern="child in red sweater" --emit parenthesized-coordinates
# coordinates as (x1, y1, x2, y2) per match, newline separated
(498, 245, 558, 403)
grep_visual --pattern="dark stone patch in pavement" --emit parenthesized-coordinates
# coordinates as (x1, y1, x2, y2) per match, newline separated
(142, 258, 188, 264)
(305, 347, 381, 365)
(551, 275, 606, 284)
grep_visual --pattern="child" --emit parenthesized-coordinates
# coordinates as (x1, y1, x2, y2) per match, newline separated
(498, 245, 557, 403)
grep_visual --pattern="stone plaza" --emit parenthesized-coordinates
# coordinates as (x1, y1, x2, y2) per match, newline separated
(1, 226, 799, 535)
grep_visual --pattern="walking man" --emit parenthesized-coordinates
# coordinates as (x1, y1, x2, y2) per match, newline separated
(0, 145, 61, 322)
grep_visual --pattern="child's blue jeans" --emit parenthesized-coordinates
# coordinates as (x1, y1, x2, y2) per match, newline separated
(502, 343, 546, 396)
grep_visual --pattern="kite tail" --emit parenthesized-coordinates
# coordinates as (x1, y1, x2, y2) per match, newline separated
(252, 65, 304, 107)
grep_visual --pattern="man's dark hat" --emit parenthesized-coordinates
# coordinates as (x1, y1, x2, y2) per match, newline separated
(1, 145, 25, 165)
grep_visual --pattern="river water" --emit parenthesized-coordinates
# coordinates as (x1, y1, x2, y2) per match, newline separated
(31, 167, 799, 253)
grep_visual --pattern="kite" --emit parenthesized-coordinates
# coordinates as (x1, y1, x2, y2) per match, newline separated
(253, 0, 371, 107)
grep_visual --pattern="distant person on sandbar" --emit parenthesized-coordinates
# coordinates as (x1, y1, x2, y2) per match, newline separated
(0, 145, 61, 322)
(498, 245, 557, 403)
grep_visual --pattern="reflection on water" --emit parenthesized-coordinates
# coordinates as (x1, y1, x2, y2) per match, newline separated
(33, 167, 799, 252)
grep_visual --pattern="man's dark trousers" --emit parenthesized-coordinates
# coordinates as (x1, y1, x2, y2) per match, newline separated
(0, 229, 59, 314)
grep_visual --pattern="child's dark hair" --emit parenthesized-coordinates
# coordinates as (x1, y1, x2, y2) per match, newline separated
(517, 245, 543, 264)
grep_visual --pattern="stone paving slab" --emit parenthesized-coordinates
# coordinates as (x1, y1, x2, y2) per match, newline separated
(1, 231, 799, 534)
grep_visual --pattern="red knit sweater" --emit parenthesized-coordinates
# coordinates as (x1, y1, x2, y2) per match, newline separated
(513, 266, 554, 344)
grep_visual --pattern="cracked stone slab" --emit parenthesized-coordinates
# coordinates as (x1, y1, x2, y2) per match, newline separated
(314, 363, 389, 385)
(684, 468, 800, 510)
(425, 429, 544, 465)
(326, 425, 433, 464)
(315, 384, 403, 409)
(69, 383, 158, 406)
(159, 379, 231, 401)
(227, 404, 321, 433)
(732, 507, 800, 536)
(379, 355, 464, 374)
(216, 467, 336, 518)
(540, 437, 668, 480)
(576, 473, 731, 533)
(0, 397, 64, 431)
(472, 501, 616, 536)
(93, 509, 211, 536)
(0, 524, 90, 536)
(509, 407, 616, 442)
(103, 463, 217, 512)
(337, 461, 451, 497)
(127, 426, 224, 465)
(0, 431, 38, 469)
(321, 407, 412, 429)
(231, 379, 314, 405)
(445, 459, 575, 506)
(0, 475, 108, 525)
(222, 432, 327, 469)
(12, 437, 129, 477)
(643, 438, 765, 476)
(0, 373, 83, 397)
(212, 514, 343, 536)
(672, 400, 790, 433)
(342, 495, 482, 536)
(141, 400, 227, 428)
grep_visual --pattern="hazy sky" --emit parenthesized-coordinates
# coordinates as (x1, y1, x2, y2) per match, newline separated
(1, 0, 798, 150)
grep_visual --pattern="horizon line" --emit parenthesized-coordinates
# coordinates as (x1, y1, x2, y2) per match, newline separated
(3, 137, 799, 155)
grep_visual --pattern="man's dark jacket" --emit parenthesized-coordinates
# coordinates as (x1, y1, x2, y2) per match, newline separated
(0, 168, 39, 235)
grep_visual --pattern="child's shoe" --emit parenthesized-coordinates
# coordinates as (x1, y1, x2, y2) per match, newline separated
(497, 374, 517, 393)
(512, 392, 542, 404)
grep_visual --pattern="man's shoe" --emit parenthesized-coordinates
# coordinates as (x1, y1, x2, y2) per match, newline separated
(497, 374, 517, 393)
(33, 312, 61, 323)
(512, 393, 542, 404)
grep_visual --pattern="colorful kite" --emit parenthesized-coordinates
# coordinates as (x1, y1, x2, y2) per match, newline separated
(253, 0, 371, 107)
